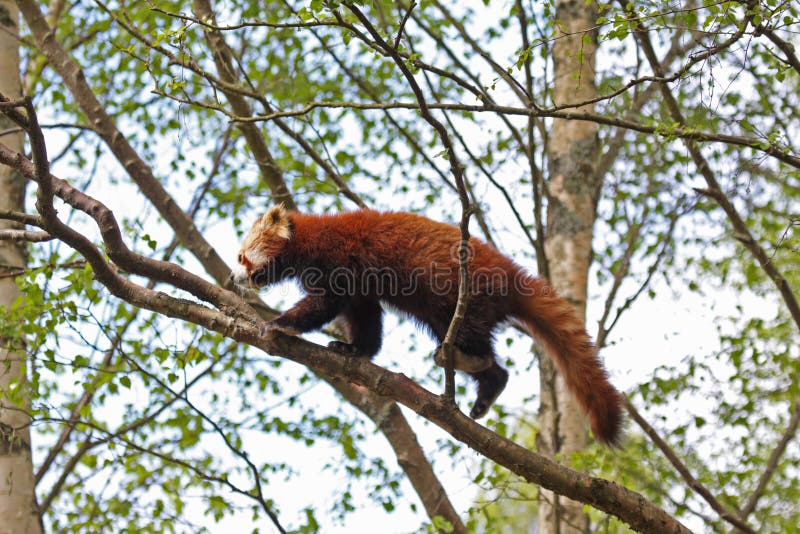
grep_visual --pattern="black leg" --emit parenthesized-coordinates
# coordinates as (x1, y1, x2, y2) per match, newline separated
(431, 317, 496, 373)
(270, 294, 345, 335)
(468, 361, 509, 419)
(328, 300, 383, 357)
(427, 317, 505, 415)
(433, 345, 495, 372)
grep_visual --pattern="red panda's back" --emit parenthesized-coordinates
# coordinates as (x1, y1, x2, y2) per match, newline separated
(362, 211, 521, 322)
(289, 210, 521, 323)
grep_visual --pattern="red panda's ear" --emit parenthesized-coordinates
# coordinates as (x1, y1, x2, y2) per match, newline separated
(263, 204, 291, 239)
(266, 204, 286, 225)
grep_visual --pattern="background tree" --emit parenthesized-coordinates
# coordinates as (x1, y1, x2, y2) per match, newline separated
(0, 1, 798, 532)
(0, 0, 41, 531)
(537, 0, 600, 530)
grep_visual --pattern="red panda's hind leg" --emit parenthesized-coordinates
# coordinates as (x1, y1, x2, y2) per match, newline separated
(327, 300, 383, 358)
(431, 321, 496, 373)
(428, 322, 508, 417)
(433, 345, 494, 373)
(468, 362, 509, 419)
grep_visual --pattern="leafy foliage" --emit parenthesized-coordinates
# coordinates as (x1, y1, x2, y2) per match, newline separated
(0, 0, 798, 532)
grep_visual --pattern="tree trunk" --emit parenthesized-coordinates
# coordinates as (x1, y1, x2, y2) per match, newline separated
(0, 2, 42, 532)
(537, 0, 600, 532)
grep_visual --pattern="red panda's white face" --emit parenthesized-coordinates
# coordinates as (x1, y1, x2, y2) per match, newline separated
(230, 205, 291, 287)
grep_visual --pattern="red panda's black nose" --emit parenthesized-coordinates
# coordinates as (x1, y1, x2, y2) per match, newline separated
(228, 272, 234, 281)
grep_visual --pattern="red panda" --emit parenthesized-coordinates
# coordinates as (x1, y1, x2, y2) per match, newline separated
(232, 205, 623, 445)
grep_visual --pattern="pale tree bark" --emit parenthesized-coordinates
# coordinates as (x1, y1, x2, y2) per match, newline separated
(537, 0, 600, 532)
(0, 2, 41, 532)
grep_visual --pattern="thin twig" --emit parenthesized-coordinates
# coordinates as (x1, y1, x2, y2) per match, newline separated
(428, 0, 532, 105)
(343, 2, 472, 402)
(230, 99, 800, 170)
(393, 1, 416, 49)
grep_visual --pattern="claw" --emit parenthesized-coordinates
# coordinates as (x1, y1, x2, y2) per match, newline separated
(328, 340, 368, 357)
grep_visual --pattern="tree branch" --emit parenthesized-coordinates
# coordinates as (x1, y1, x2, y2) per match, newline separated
(228, 99, 800, 170)
(0, 228, 52, 242)
(393, 1, 416, 49)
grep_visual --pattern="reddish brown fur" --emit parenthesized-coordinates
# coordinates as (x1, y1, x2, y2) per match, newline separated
(234, 209, 623, 445)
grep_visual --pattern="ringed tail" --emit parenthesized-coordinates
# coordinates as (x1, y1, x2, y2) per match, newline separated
(515, 276, 623, 445)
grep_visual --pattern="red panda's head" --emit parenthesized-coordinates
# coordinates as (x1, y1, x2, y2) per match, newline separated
(230, 205, 291, 287)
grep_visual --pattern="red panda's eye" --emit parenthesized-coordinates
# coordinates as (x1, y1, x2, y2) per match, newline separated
(237, 252, 243, 263)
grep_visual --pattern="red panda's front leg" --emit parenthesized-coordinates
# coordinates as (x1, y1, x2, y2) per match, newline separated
(327, 300, 383, 357)
(266, 294, 345, 337)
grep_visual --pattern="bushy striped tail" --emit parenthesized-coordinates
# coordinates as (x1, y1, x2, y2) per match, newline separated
(515, 277, 623, 446)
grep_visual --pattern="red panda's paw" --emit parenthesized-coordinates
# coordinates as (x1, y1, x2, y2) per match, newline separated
(469, 363, 509, 419)
(328, 340, 370, 358)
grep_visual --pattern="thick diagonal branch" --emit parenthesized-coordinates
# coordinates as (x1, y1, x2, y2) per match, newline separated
(5, 3, 465, 520)
(16, 0, 235, 286)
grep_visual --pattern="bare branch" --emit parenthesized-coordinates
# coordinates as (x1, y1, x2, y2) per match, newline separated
(148, 5, 338, 31)
(428, 0, 532, 105)
(0, 229, 52, 242)
(596, 204, 683, 348)
(0, 208, 42, 227)
(232, 99, 800, 170)
(514, 0, 548, 276)
(0, 92, 30, 129)
(0, 126, 23, 138)
(393, 1, 416, 49)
